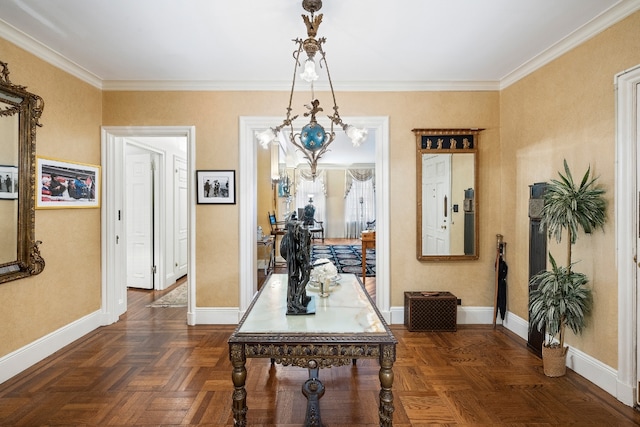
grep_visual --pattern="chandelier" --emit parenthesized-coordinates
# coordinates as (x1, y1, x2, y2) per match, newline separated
(256, 0, 368, 178)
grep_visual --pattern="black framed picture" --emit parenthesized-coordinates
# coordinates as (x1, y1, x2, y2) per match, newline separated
(196, 170, 236, 204)
(0, 165, 18, 200)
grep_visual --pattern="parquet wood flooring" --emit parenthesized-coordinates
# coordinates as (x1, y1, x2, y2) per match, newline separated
(1, 269, 639, 425)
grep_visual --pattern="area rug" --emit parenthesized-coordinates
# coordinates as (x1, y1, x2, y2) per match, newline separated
(310, 244, 376, 277)
(146, 283, 187, 307)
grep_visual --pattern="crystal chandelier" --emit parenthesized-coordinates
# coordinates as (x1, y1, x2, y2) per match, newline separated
(256, 0, 368, 178)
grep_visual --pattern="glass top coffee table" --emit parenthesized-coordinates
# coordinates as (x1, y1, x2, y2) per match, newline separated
(228, 273, 397, 426)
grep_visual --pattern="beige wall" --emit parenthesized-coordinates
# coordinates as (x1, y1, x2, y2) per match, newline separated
(103, 90, 500, 310)
(1, 11, 639, 375)
(500, 11, 640, 368)
(0, 39, 102, 356)
(385, 91, 501, 307)
(103, 91, 287, 306)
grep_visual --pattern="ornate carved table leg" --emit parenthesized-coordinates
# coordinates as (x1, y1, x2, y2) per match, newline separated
(378, 344, 395, 426)
(230, 343, 248, 426)
(302, 360, 324, 427)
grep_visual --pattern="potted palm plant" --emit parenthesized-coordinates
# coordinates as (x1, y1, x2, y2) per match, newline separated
(529, 159, 606, 377)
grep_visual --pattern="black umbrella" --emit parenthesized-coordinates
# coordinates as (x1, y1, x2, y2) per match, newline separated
(497, 255, 508, 320)
(493, 238, 507, 327)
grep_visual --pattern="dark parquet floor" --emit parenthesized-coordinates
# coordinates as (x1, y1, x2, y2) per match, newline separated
(1, 241, 640, 425)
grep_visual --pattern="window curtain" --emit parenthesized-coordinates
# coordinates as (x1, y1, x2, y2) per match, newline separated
(344, 168, 375, 238)
(295, 169, 326, 225)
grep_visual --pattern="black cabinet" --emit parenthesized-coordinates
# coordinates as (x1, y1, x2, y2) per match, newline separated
(528, 183, 547, 357)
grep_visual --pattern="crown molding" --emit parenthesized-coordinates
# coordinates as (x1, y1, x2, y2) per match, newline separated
(500, 0, 640, 89)
(102, 80, 293, 92)
(2, 0, 638, 93)
(0, 19, 103, 89)
(100, 79, 500, 92)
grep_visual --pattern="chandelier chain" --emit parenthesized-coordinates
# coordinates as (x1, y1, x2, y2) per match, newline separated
(257, 0, 367, 179)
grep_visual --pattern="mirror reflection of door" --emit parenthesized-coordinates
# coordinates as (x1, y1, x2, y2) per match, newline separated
(422, 153, 451, 255)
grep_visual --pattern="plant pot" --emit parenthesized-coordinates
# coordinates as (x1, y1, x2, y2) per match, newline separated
(542, 345, 568, 377)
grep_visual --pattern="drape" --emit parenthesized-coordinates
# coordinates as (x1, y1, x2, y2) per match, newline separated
(344, 168, 375, 238)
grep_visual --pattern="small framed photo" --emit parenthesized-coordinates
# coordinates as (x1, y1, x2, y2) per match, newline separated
(36, 156, 101, 209)
(197, 170, 236, 204)
(0, 165, 18, 200)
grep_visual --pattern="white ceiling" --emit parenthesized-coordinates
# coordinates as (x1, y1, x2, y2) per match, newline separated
(1, 0, 637, 166)
(0, 0, 637, 92)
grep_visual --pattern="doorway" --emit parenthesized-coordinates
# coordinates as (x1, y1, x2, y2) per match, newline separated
(615, 65, 640, 407)
(101, 126, 195, 325)
(238, 116, 391, 321)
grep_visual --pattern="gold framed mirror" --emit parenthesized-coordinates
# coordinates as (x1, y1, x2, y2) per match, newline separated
(413, 128, 482, 261)
(0, 61, 45, 283)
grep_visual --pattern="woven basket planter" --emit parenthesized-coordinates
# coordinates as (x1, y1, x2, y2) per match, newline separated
(542, 345, 568, 377)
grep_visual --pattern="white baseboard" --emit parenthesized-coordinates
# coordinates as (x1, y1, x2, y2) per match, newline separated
(0, 310, 104, 385)
(390, 305, 500, 328)
(617, 377, 636, 407)
(566, 344, 619, 399)
(194, 307, 243, 324)
(502, 311, 620, 399)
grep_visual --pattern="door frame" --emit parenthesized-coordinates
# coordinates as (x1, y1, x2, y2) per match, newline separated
(238, 116, 391, 322)
(615, 65, 640, 406)
(101, 126, 196, 325)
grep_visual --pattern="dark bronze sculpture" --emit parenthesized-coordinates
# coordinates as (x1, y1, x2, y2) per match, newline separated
(280, 220, 313, 315)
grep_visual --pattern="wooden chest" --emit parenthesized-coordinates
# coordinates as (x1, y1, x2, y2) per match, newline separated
(404, 291, 457, 332)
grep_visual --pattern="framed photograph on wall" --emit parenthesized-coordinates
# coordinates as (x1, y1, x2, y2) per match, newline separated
(0, 165, 18, 200)
(197, 170, 236, 204)
(36, 156, 101, 209)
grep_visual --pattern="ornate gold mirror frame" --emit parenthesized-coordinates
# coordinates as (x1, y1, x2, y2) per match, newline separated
(0, 61, 45, 283)
(414, 128, 482, 261)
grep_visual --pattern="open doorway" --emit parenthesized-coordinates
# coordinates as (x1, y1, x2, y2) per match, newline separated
(238, 116, 391, 321)
(101, 126, 195, 325)
(615, 65, 640, 407)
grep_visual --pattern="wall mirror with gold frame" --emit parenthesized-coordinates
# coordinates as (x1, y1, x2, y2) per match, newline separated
(0, 61, 45, 283)
(414, 128, 481, 261)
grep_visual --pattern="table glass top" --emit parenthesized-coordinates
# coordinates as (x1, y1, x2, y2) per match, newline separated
(238, 274, 386, 334)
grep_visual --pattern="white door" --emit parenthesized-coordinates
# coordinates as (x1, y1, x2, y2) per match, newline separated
(126, 152, 154, 289)
(422, 154, 451, 255)
(174, 156, 188, 278)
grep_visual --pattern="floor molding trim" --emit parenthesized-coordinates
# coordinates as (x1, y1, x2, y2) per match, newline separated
(0, 310, 103, 385)
(194, 307, 243, 325)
